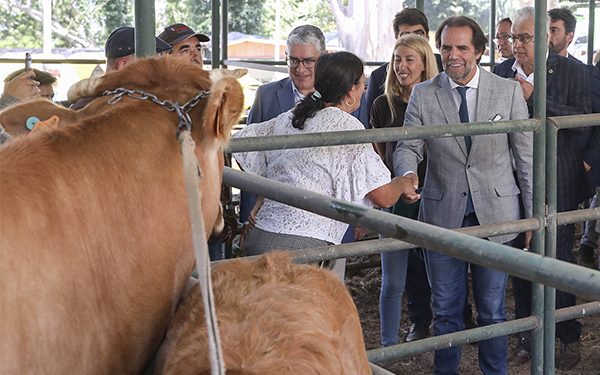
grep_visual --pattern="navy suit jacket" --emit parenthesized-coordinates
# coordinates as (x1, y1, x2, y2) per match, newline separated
(493, 54, 593, 210)
(583, 62, 600, 188)
(247, 77, 295, 124)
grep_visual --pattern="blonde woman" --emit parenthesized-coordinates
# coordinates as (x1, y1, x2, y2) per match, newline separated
(369, 34, 438, 346)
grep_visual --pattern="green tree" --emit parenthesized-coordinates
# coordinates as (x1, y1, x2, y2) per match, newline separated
(0, 0, 42, 49)
(264, 0, 336, 39)
(99, 1, 134, 45)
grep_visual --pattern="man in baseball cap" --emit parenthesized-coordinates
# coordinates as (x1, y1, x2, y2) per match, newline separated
(68, 26, 171, 110)
(159, 23, 210, 67)
(105, 26, 172, 72)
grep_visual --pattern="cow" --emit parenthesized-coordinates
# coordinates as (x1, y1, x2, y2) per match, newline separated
(0, 56, 244, 374)
(153, 252, 372, 375)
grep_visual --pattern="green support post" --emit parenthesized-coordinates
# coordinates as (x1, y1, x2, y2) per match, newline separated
(211, 0, 221, 69)
(531, 1, 549, 374)
(416, 0, 424, 12)
(221, 0, 228, 68)
(489, 0, 496, 68)
(588, 0, 596, 66)
(134, 0, 155, 58)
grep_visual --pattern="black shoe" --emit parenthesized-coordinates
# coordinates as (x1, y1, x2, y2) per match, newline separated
(556, 341, 581, 370)
(508, 347, 530, 365)
(508, 335, 530, 366)
(577, 244, 596, 268)
(404, 323, 429, 342)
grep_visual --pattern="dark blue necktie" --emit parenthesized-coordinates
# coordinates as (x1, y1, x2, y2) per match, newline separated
(456, 86, 471, 152)
(456, 86, 474, 215)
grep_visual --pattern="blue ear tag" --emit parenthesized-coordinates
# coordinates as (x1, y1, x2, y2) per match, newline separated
(26, 116, 40, 131)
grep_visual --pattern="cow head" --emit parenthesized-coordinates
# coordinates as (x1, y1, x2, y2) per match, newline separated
(91, 57, 244, 236)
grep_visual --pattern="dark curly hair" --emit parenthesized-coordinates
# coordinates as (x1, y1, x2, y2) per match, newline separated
(291, 51, 363, 130)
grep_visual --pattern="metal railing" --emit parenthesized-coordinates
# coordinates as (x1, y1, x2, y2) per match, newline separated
(224, 113, 600, 375)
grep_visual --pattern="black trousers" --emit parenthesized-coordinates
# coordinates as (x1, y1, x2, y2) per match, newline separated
(512, 224, 581, 345)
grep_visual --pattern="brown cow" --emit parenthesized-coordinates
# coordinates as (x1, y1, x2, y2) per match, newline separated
(153, 252, 371, 375)
(0, 56, 244, 374)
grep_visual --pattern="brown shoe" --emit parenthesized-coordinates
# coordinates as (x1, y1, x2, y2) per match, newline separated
(508, 347, 530, 365)
(556, 341, 581, 370)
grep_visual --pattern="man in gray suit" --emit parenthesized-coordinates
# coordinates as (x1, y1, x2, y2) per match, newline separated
(394, 16, 532, 374)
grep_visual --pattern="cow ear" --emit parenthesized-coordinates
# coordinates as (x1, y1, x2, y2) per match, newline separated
(0, 101, 72, 139)
(203, 72, 244, 142)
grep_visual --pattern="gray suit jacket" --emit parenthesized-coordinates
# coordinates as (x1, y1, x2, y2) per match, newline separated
(393, 68, 532, 243)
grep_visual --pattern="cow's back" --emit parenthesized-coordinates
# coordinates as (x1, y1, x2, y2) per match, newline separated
(154, 252, 371, 375)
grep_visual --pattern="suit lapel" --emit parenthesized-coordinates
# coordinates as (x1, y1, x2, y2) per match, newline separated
(277, 78, 296, 114)
(435, 74, 469, 157)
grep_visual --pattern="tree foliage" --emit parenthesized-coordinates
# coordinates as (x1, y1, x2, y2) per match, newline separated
(0, 0, 135, 49)
(0, 1, 42, 49)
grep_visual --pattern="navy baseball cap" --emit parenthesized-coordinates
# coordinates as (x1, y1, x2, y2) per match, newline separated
(159, 23, 210, 46)
(105, 26, 172, 58)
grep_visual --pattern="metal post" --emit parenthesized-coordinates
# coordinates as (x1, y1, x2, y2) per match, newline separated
(134, 0, 155, 58)
(415, 0, 424, 12)
(588, 0, 596, 66)
(532, 0, 549, 373)
(221, 0, 228, 68)
(489, 0, 496, 68)
(211, 0, 221, 69)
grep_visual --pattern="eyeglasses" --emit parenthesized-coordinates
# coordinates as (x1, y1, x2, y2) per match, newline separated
(286, 56, 318, 68)
(398, 29, 427, 38)
(493, 33, 510, 45)
(508, 33, 535, 45)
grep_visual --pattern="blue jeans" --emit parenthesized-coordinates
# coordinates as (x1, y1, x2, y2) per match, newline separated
(379, 248, 409, 346)
(425, 214, 508, 375)
(581, 189, 600, 248)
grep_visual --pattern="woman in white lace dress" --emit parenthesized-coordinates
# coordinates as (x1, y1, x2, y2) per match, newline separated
(233, 51, 417, 264)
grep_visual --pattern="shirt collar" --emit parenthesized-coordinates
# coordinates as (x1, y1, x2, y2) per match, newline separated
(448, 65, 480, 90)
(290, 81, 306, 103)
(510, 51, 549, 86)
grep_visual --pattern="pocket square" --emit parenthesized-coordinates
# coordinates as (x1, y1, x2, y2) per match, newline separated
(490, 113, 503, 122)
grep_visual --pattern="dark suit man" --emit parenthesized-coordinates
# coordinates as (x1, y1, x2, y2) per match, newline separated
(493, 7, 592, 370)
(365, 8, 443, 125)
(394, 16, 532, 374)
(246, 77, 295, 124)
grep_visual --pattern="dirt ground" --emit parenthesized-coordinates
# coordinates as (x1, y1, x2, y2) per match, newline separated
(346, 253, 600, 375)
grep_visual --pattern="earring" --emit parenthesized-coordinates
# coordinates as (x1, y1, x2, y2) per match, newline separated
(345, 96, 356, 108)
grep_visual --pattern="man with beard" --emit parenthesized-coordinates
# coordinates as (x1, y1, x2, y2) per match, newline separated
(493, 7, 592, 370)
(393, 16, 532, 374)
(548, 8, 578, 61)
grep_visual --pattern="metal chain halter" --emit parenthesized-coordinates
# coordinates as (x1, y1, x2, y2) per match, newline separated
(102, 88, 210, 136)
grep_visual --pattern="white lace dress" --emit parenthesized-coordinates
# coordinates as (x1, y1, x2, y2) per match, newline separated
(233, 107, 391, 245)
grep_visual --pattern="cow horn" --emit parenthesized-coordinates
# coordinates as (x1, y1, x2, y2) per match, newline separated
(67, 77, 103, 103)
(209, 68, 248, 84)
